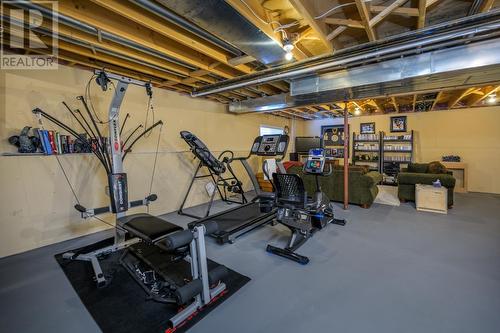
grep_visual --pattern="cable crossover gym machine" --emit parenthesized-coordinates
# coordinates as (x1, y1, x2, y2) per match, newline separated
(32, 70, 228, 329)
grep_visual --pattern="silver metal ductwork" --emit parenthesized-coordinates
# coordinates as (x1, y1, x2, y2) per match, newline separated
(290, 39, 500, 96)
(228, 63, 500, 113)
(155, 0, 287, 66)
(194, 10, 500, 98)
(131, 0, 243, 57)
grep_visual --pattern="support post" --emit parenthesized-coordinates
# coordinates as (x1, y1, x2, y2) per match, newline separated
(343, 103, 349, 210)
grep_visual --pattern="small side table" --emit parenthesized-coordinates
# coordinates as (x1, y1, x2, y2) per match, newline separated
(415, 184, 448, 214)
(441, 162, 467, 193)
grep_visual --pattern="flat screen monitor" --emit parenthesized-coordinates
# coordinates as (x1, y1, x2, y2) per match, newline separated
(295, 136, 322, 153)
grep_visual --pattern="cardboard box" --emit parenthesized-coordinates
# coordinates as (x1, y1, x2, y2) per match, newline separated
(415, 184, 448, 214)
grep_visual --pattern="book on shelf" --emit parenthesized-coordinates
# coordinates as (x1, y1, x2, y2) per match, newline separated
(68, 137, 74, 153)
(354, 142, 379, 151)
(48, 130, 57, 154)
(6, 128, 81, 156)
(41, 130, 52, 155)
(355, 134, 379, 141)
(384, 145, 412, 151)
(384, 134, 412, 140)
(91, 138, 98, 152)
(60, 134, 66, 154)
(65, 135, 70, 154)
(384, 156, 411, 162)
(55, 132, 61, 154)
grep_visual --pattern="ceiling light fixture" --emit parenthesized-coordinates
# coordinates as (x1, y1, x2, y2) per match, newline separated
(283, 38, 294, 61)
(487, 93, 496, 104)
(354, 107, 361, 115)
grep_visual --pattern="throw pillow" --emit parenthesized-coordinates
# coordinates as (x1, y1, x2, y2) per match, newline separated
(428, 161, 447, 174)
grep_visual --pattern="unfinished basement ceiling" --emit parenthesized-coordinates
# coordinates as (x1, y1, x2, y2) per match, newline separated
(1, 0, 499, 119)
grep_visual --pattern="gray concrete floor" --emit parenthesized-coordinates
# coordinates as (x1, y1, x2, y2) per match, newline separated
(1, 192, 500, 333)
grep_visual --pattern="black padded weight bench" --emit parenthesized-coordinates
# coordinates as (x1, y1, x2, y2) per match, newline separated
(119, 213, 184, 246)
(64, 197, 228, 329)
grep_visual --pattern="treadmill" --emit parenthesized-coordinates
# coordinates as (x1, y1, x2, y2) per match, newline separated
(188, 134, 289, 244)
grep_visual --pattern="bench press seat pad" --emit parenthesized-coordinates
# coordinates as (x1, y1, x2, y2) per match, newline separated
(119, 213, 183, 243)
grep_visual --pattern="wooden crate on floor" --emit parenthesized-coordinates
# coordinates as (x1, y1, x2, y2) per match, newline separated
(415, 184, 448, 214)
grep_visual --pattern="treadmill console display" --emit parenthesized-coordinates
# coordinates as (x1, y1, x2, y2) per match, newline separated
(304, 148, 326, 174)
(251, 134, 289, 156)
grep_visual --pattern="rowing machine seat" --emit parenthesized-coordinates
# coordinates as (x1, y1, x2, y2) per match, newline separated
(119, 213, 183, 244)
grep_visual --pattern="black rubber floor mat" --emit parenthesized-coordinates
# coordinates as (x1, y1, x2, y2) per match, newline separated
(55, 238, 250, 333)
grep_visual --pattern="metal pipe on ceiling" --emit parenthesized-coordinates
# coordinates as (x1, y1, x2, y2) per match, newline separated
(57, 35, 189, 78)
(5, 14, 193, 81)
(10, 1, 198, 71)
(131, 0, 243, 57)
(468, 0, 484, 15)
(191, 10, 500, 97)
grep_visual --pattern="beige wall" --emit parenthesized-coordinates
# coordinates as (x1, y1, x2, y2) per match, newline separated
(304, 107, 500, 194)
(0, 65, 304, 257)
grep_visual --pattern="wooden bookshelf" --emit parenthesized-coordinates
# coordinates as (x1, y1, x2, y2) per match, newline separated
(381, 130, 414, 185)
(352, 132, 382, 172)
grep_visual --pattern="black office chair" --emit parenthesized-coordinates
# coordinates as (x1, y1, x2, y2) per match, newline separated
(273, 173, 308, 208)
(267, 171, 347, 264)
(266, 173, 317, 264)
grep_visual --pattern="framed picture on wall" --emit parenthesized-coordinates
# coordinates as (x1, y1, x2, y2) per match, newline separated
(321, 124, 349, 158)
(390, 116, 407, 132)
(360, 122, 375, 134)
(321, 125, 345, 146)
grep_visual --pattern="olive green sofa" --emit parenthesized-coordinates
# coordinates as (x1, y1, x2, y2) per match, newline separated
(287, 165, 382, 208)
(397, 162, 456, 207)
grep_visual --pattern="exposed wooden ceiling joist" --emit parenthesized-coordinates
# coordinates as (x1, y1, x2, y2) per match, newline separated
(479, 0, 495, 12)
(372, 99, 384, 112)
(324, 18, 365, 29)
(391, 97, 400, 113)
(39, 0, 283, 98)
(90, 0, 256, 74)
(45, 1, 235, 79)
(355, 0, 377, 41)
(448, 88, 477, 108)
(369, 0, 409, 28)
(431, 91, 443, 110)
(465, 85, 500, 106)
(369, 5, 419, 16)
(228, 55, 257, 66)
(418, 0, 427, 29)
(288, 0, 334, 53)
(327, 26, 348, 41)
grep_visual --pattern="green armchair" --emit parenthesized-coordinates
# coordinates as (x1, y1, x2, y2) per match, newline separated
(397, 162, 456, 207)
(287, 165, 382, 208)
